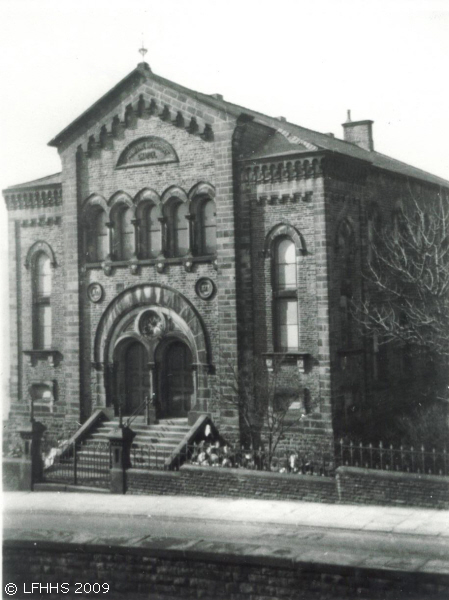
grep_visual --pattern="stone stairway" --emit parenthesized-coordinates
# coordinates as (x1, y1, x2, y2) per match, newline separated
(77, 416, 192, 471)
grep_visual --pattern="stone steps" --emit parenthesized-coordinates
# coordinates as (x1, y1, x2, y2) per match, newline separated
(77, 417, 190, 470)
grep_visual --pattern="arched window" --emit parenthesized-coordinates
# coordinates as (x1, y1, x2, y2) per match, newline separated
(114, 206, 134, 260)
(32, 252, 52, 349)
(198, 198, 216, 255)
(336, 220, 354, 349)
(367, 206, 382, 264)
(273, 237, 299, 351)
(139, 204, 161, 258)
(86, 209, 108, 262)
(171, 201, 189, 257)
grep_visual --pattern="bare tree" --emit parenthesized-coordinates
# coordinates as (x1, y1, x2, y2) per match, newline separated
(220, 353, 307, 464)
(359, 191, 449, 401)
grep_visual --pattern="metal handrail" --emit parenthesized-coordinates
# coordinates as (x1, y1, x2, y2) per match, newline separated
(125, 395, 152, 428)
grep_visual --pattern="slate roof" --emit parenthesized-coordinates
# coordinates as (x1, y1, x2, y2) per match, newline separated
(5, 172, 62, 191)
(39, 62, 447, 190)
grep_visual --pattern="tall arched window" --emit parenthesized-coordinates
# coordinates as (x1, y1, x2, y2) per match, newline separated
(86, 209, 108, 262)
(273, 238, 298, 351)
(337, 220, 354, 348)
(139, 204, 161, 258)
(171, 201, 189, 257)
(367, 206, 381, 264)
(198, 198, 216, 255)
(33, 252, 52, 349)
(114, 206, 134, 260)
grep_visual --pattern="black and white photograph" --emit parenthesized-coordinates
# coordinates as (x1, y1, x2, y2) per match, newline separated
(1, 1, 448, 598)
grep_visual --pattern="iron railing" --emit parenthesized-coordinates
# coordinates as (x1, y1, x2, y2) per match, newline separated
(335, 439, 448, 476)
(187, 444, 334, 476)
(130, 442, 333, 475)
(125, 395, 153, 428)
(41, 434, 110, 488)
(130, 444, 172, 470)
(130, 439, 449, 478)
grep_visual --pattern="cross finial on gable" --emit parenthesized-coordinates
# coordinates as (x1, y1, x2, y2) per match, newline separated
(139, 42, 148, 61)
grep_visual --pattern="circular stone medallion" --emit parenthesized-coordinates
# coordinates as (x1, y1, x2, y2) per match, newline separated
(87, 282, 104, 303)
(195, 277, 215, 300)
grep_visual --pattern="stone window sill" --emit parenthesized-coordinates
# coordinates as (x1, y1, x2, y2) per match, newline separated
(262, 352, 311, 373)
(85, 254, 217, 274)
(23, 349, 62, 367)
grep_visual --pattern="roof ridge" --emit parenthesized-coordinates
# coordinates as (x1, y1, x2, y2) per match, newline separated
(45, 64, 449, 189)
(6, 172, 62, 190)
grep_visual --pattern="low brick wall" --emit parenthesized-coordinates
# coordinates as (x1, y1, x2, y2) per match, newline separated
(126, 464, 449, 509)
(4, 540, 448, 599)
(336, 467, 449, 509)
(127, 464, 338, 503)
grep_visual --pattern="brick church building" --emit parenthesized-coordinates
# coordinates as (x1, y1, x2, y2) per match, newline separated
(4, 61, 449, 457)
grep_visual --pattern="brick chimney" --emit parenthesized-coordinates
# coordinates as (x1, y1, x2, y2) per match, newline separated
(342, 110, 374, 151)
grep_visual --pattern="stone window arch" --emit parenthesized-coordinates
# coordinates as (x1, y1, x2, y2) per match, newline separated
(163, 198, 189, 258)
(367, 203, 382, 264)
(161, 187, 190, 258)
(108, 192, 135, 261)
(196, 197, 216, 255)
(264, 224, 305, 352)
(272, 236, 299, 351)
(85, 207, 109, 262)
(135, 189, 162, 259)
(137, 201, 162, 258)
(32, 251, 52, 349)
(189, 183, 217, 256)
(335, 218, 355, 349)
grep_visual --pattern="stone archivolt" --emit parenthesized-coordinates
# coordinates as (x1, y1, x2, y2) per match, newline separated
(94, 283, 212, 369)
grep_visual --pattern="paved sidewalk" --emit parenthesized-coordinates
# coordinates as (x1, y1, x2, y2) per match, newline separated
(4, 491, 449, 536)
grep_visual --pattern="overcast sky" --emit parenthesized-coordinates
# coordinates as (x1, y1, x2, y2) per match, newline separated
(0, 0, 448, 414)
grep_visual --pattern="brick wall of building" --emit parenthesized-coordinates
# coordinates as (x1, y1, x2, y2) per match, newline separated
(5, 198, 68, 437)
(53, 75, 240, 426)
(323, 159, 446, 440)
(236, 155, 334, 458)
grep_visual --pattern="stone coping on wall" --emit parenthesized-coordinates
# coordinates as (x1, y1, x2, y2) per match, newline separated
(336, 465, 449, 484)
(126, 464, 449, 509)
(5, 529, 449, 582)
(130, 464, 335, 481)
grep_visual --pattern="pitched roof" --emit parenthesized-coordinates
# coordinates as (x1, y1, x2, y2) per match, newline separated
(47, 62, 448, 188)
(5, 172, 61, 191)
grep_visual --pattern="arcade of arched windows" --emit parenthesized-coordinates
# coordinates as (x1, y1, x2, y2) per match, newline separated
(82, 184, 217, 272)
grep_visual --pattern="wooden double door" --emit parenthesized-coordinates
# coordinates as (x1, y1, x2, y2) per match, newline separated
(121, 340, 193, 418)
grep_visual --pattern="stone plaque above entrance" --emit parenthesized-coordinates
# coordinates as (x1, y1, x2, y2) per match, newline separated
(116, 136, 179, 169)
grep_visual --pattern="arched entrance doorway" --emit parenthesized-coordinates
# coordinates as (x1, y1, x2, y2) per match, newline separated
(117, 341, 150, 415)
(158, 340, 194, 419)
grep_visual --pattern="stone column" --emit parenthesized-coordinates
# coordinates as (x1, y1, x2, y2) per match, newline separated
(17, 420, 46, 490)
(147, 363, 158, 425)
(108, 426, 135, 494)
